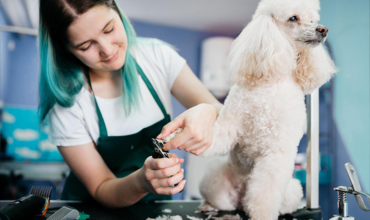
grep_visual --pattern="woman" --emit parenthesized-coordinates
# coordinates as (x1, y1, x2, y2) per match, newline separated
(39, 0, 222, 207)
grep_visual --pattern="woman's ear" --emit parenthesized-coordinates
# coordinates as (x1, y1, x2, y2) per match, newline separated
(229, 15, 296, 88)
(294, 44, 337, 94)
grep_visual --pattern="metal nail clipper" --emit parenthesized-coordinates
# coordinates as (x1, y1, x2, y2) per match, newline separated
(330, 162, 370, 220)
(151, 128, 184, 189)
(151, 138, 170, 158)
(151, 128, 183, 159)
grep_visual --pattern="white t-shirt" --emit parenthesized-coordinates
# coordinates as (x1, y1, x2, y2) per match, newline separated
(48, 38, 186, 146)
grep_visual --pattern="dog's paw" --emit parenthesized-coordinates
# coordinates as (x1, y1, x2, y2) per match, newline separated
(248, 211, 278, 220)
(279, 178, 303, 215)
(198, 202, 219, 212)
(245, 204, 279, 220)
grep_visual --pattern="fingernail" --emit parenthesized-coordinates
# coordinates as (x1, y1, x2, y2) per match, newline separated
(175, 158, 179, 163)
(181, 168, 184, 173)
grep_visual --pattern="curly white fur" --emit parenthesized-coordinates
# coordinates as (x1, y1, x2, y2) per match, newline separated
(199, 0, 336, 219)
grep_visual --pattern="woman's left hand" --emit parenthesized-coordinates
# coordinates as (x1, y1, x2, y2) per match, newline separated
(157, 103, 218, 155)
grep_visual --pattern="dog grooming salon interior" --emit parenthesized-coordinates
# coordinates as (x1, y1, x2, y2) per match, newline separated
(0, 0, 369, 219)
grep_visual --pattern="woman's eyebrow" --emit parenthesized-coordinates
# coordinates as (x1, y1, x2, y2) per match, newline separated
(74, 19, 114, 48)
(101, 19, 114, 32)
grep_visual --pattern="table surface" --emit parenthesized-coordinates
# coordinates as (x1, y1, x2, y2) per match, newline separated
(0, 162, 69, 181)
(0, 200, 296, 220)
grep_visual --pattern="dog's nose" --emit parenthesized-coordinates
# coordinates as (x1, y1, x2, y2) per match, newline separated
(316, 26, 329, 37)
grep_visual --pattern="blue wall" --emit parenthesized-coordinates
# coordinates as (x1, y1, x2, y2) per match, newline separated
(320, 0, 370, 218)
(3, 33, 39, 107)
(0, 6, 11, 102)
(1, 7, 40, 107)
(321, 0, 369, 190)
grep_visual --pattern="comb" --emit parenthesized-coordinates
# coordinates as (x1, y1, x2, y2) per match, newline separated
(30, 186, 53, 215)
(47, 206, 80, 220)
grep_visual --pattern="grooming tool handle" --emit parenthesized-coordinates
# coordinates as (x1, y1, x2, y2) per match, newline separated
(0, 195, 45, 220)
(345, 163, 370, 211)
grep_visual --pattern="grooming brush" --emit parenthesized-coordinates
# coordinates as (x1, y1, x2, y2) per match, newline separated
(46, 206, 80, 220)
(0, 186, 52, 220)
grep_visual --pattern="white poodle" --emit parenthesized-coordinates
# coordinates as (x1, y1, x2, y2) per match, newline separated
(198, 0, 336, 219)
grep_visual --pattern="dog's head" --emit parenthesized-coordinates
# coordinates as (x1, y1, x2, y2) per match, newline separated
(229, 0, 336, 93)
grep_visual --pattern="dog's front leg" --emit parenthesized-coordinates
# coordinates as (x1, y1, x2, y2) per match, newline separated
(243, 151, 296, 220)
(200, 115, 239, 157)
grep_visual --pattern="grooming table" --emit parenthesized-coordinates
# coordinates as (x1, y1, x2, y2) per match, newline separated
(0, 200, 306, 220)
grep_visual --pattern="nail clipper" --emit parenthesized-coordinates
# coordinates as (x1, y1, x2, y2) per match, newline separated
(151, 128, 183, 159)
(151, 128, 184, 190)
(151, 138, 169, 158)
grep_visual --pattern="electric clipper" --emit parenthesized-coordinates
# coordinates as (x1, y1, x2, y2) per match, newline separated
(0, 186, 52, 220)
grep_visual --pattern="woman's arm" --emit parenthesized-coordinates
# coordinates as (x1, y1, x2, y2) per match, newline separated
(158, 64, 223, 155)
(171, 64, 223, 114)
(58, 142, 185, 207)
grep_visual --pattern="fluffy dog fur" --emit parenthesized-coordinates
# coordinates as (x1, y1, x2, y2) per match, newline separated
(198, 0, 336, 219)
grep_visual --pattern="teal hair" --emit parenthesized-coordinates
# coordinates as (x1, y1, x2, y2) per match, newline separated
(38, 0, 141, 122)
(117, 4, 143, 116)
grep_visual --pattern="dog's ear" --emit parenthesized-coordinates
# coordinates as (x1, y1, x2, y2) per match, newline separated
(229, 15, 296, 88)
(294, 44, 337, 94)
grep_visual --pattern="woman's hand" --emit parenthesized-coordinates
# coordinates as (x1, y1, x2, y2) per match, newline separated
(157, 103, 219, 155)
(139, 153, 186, 195)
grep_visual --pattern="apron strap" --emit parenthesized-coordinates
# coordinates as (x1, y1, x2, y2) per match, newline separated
(85, 69, 108, 137)
(135, 62, 168, 118)
(84, 58, 169, 138)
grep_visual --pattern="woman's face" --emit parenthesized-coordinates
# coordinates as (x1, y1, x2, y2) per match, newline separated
(67, 5, 127, 72)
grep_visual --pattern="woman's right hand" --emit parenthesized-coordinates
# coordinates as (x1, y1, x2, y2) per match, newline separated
(139, 153, 186, 195)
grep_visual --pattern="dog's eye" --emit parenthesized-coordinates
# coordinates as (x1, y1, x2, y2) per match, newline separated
(289, 16, 298, 22)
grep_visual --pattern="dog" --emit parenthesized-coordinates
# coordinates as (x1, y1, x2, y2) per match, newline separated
(198, 0, 336, 219)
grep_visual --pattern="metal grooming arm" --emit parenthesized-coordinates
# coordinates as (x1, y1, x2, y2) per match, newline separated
(330, 163, 370, 219)
(306, 89, 320, 209)
(283, 89, 322, 219)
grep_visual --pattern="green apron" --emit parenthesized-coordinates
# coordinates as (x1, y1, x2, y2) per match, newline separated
(61, 60, 172, 202)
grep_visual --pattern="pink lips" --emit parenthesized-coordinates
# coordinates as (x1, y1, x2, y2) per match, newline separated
(104, 50, 119, 62)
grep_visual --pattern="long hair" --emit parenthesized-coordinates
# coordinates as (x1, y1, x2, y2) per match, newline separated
(38, 0, 141, 122)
